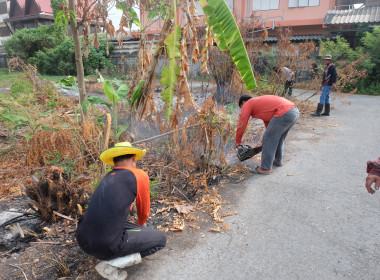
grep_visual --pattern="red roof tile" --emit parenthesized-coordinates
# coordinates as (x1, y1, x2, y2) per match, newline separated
(11, 0, 25, 18)
(11, 0, 53, 17)
(35, 0, 53, 14)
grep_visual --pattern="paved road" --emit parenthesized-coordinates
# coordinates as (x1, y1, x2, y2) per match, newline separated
(128, 92, 380, 280)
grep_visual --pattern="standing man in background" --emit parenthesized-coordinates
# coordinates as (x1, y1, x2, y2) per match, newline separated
(311, 54, 337, 116)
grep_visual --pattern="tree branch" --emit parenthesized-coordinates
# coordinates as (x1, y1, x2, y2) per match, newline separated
(8, 264, 28, 280)
(78, 0, 99, 26)
(133, 18, 173, 119)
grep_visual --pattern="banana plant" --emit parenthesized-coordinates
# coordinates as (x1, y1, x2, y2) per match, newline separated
(116, 1, 142, 30)
(200, 0, 257, 90)
(160, 0, 256, 120)
(0, 109, 57, 140)
(159, 0, 182, 121)
(161, 24, 181, 120)
(83, 73, 144, 142)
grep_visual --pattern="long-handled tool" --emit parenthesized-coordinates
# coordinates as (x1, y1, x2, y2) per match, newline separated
(304, 90, 319, 102)
(305, 74, 332, 102)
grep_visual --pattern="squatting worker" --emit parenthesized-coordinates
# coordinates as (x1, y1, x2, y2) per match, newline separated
(235, 95, 299, 175)
(76, 142, 166, 261)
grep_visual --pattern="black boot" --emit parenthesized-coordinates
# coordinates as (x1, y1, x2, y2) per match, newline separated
(321, 103, 330, 116)
(311, 103, 323, 116)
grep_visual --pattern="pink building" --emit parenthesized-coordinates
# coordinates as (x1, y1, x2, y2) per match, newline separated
(1, 0, 102, 44)
(143, 0, 380, 44)
(4, 0, 54, 32)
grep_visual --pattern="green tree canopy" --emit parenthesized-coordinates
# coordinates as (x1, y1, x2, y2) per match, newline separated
(319, 36, 359, 64)
(4, 24, 66, 59)
(358, 26, 380, 80)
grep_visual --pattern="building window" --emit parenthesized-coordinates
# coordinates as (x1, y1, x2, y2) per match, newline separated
(0, 1, 8, 14)
(289, 0, 319, 8)
(253, 0, 279, 11)
(196, 0, 234, 16)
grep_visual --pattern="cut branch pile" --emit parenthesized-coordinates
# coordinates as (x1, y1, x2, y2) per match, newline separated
(139, 97, 234, 200)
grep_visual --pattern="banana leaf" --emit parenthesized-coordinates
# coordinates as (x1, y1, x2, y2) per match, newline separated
(0, 113, 28, 122)
(130, 80, 145, 106)
(200, 0, 257, 90)
(82, 96, 111, 114)
(104, 80, 120, 105)
(160, 24, 181, 120)
(116, 84, 130, 99)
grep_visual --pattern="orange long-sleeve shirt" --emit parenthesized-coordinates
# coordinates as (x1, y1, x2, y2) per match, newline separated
(116, 167, 151, 226)
(235, 95, 295, 145)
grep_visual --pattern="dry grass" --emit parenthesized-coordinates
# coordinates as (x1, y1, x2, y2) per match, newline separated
(27, 130, 80, 167)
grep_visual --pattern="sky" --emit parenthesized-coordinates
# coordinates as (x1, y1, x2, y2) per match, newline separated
(107, 4, 140, 31)
(108, 4, 123, 25)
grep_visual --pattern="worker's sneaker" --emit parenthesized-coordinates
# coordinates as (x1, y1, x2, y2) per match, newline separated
(106, 253, 142, 268)
(95, 261, 128, 280)
(95, 253, 141, 280)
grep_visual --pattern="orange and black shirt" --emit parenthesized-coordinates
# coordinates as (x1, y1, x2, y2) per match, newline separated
(76, 167, 150, 259)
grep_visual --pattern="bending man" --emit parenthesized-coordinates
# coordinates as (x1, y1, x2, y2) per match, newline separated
(235, 95, 299, 175)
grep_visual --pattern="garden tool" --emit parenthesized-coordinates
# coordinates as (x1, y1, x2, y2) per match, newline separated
(237, 145, 262, 162)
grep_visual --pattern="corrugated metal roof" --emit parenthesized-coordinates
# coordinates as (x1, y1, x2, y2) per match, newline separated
(264, 34, 327, 42)
(323, 6, 380, 25)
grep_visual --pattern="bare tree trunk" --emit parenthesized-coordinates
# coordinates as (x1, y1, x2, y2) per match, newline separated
(214, 78, 232, 104)
(133, 19, 172, 120)
(69, 0, 86, 122)
(101, 113, 111, 176)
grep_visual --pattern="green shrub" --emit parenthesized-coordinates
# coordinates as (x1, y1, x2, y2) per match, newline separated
(46, 151, 77, 176)
(150, 180, 159, 198)
(358, 26, 380, 82)
(317, 30, 380, 95)
(83, 39, 115, 75)
(319, 36, 359, 64)
(353, 79, 380, 95)
(29, 38, 114, 76)
(4, 22, 114, 76)
(4, 24, 65, 59)
(364, 82, 380, 95)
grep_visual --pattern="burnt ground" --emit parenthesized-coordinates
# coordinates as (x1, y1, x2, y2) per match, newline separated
(0, 83, 316, 279)
(0, 127, 261, 280)
(0, 166, 255, 280)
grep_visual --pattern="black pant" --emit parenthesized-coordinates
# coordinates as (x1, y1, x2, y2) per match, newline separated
(116, 222, 167, 259)
(283, 80, 293, 96)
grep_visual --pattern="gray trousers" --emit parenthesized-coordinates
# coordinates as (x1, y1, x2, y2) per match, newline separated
(261, 107, 299, 170)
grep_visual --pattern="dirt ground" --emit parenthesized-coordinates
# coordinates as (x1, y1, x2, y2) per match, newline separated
(0, 168, 253, 280)
(0, 79, 315, 279)
(0, 131, 256, 280)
